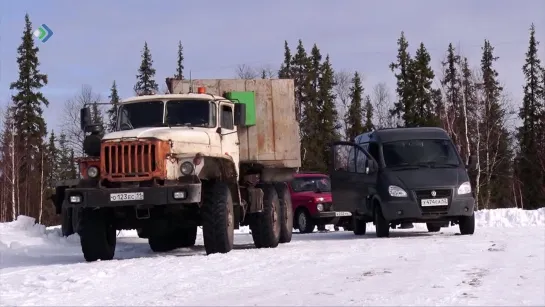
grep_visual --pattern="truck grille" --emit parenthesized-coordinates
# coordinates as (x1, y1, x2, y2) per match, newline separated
(413, 189, 452, 215)
(101, 140, 168, 182)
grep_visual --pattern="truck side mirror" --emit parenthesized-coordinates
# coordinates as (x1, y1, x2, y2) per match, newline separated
(467, 155, 477, 170)
(80, 107, 92, 131)
(234, 103, 246, 127)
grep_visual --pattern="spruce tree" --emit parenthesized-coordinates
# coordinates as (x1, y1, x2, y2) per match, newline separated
(517, 24, 545, 209)
(345, 71, 364, 141)
(479, 39, 513, 208)
(9, 14, 49, 217)
(364, 95, 374, 132)
(317, 55, 340, 172)
(278, 41, 292, 79)
(409, 42, 439, 127)
(389, 32, 414, 126)
(46, 131, 58, 188)
(290, 40, 312, 122)
(441, 43, 463, 142)
(175, 40, 184, 79)
(134, 41, 159, 95)
(107, 80, 120, 132)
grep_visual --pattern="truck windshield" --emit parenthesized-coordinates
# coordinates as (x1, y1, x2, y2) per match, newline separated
(118, 101, 164, 130)
(382, 139, 461, 168)
(166, 99, 215, 128)
(291, 176, 331, 193)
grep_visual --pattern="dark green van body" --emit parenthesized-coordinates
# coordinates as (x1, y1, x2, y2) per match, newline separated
(329, 127, 476, 236)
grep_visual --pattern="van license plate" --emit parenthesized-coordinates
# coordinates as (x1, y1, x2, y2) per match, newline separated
(110, 192, 144, 202)
(421, 198, 448, 207)
(335, 212, 352, 217)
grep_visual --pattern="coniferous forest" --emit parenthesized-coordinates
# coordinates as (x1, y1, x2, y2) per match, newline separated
(1, 14, 544, 226)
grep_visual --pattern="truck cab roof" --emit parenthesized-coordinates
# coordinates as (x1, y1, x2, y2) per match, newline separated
(120, 93, 228, 105)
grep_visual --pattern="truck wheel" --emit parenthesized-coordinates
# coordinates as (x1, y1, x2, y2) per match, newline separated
(251, 184, 281, 248)
(353, 217, 367, 235)
(79, 209, 116, 262)
(274, 183, 293, 244)
(374, 205, 390, 238)
(458, 213, 475, 235)
(295, 209, 315, 234)
(149, 235, 176, 252)
(175, 226, 197, 248)
(426, 223, 441, 232)
(61, 207, 74, 237)
(72, 208, 81, 234)
(202, 182, 234, 255)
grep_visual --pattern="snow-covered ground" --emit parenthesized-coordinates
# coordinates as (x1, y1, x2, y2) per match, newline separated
(1, 208, 544, 306)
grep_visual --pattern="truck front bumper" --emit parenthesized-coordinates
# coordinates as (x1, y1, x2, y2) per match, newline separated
(62, 184, 201, 208)
(381, 196, 475, 222)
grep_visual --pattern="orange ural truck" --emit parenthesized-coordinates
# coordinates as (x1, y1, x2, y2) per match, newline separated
(52, 79, 300, 262)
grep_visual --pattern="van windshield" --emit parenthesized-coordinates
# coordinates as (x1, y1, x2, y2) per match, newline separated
(382, 139, 461, 168)
(291, 176, 331, 193)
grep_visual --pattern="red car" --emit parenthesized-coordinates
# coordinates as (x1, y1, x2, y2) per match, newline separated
(288, 172, 353, 233)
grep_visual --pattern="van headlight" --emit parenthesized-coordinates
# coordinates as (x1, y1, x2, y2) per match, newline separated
(388, 185, 407, 197)
(180, 161, 194, 175)
(87, 166, 99, 178)
(457, 182, 472, 195)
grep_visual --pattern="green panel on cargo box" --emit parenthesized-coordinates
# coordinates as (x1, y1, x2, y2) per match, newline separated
(225, 91, 256, 126)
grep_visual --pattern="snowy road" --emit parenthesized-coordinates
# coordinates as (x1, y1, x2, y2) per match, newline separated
(1, 209, 544, 306)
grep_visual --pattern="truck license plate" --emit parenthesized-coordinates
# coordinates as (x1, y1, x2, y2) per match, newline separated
(110, 192, 144, 202)
(421, 198, 448, 207)
(335, 211, 352, 217)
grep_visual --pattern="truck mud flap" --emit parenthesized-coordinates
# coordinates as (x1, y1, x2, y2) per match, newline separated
(246, 187, 264, 213)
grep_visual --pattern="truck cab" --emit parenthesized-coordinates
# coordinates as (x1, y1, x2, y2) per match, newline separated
(53, 79, 301, 262)
(329, 127, 477, 237)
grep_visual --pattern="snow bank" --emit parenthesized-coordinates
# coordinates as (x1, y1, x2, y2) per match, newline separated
(475, 207, 545, 227)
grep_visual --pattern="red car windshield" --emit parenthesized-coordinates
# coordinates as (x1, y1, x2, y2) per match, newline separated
(291, 176, 331, 193)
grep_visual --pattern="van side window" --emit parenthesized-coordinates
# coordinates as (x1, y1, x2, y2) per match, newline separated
(221, 105, 234, 130)
(368, 142, 380, 161)
(356, 150, 368, 173)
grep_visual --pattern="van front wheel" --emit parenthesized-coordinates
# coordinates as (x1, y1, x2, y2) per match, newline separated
(374, 205, 390, 238)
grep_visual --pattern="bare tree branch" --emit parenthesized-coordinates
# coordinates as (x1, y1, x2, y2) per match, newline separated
(372, 82, 398, 129)
(60, 85, 104, 156)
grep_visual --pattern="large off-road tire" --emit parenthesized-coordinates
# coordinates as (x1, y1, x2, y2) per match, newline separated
(275, 183, 293, 244)
(79, 209, 116, 262)
(295, 208, 315, 234)
(251, 184, 281, 248)
(148, 226, 197, 252)
(175, 226, 198, 248)
(353, 217, 367, 235)
(426, 222, 441, 232)
(374, 204, 390, 238)
(202, 182, 234, 255)
(458, 213, 475, 235)
(61, 207, 74, 237)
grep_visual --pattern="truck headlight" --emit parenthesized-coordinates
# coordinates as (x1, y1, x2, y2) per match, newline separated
(180, 161, 194, 175)
(316, 203, 324, 211)
(87, 166, 99, 178)
(457, 182, 472, 195)
(388, 185, 407, 197)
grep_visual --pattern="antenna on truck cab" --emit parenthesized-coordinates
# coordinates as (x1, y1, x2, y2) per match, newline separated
(189, 70, 193, 93)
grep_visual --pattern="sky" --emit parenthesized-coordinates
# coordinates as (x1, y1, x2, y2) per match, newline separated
(1, 0, 544, 134)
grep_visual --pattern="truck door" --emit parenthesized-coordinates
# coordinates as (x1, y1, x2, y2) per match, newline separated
(218, 102, 240, 176)
(329, 141, 377, 214)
